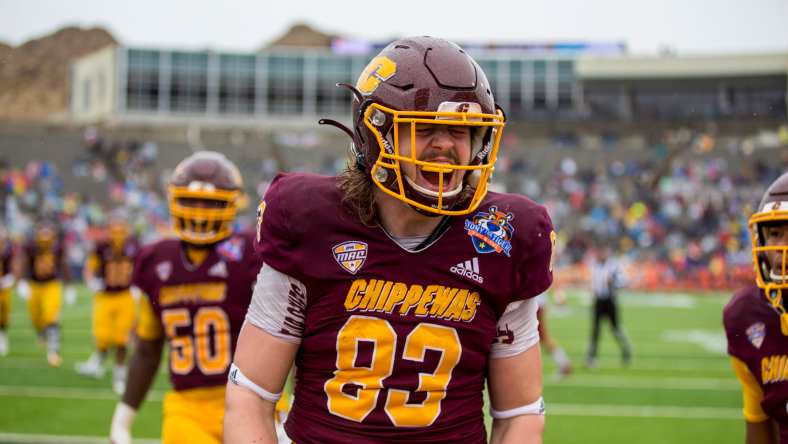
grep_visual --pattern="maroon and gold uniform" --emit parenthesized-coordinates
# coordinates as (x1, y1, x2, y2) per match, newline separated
(724, 285, 788, 440)
(0, 243, 14, 331)
(254, 172, 553, 443)
(93, 240, 139, 293)
(133, 232, 261, 442)
(26, 242, 65, 283)
(89, 239, 139, 350)
(25, 241, 68, 332)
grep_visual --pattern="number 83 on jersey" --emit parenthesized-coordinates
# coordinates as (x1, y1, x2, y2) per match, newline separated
(324, 315, 462, 427)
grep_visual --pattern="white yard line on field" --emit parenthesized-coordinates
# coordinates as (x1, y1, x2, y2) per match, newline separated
(0, 385, 165, 401)
(662, 330, 728, 354)
(549, 403, 740, 419)
(0, 432, 159, 444)
(545, 375, 738, 390)
(0, 358, 170, 375)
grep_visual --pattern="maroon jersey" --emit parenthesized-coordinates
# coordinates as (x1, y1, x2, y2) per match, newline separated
(133, 232, 261, 391)
(93, 239, 140, 292)
(256, 173, 553, 443)
(724, 285, 788, 440)
(25, 242, 65, 282)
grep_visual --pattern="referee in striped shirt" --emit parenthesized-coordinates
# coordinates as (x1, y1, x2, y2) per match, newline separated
(586, 243, 632, 368)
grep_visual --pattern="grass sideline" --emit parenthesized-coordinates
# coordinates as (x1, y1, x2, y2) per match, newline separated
(0, 287, 743, 443)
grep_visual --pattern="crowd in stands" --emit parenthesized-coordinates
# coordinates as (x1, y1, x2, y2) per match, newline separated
(1, 125, 786, 291)
(0, 130, 172, 278)
(508, 127, 788, 290)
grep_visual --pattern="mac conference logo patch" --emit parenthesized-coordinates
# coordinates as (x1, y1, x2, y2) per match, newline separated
(332, 241, 368, 275)
(747, 322, 766, 349)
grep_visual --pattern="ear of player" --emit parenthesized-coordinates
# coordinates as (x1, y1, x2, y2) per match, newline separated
(350, 36, 506, 216)
(749, 171, 788, 334)
(168, 151, 244, 245)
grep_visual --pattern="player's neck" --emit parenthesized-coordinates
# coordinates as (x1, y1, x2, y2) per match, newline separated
(184, 245, 210, 266)
(111, 241, 124, 254)
(374, 190, 442, 238)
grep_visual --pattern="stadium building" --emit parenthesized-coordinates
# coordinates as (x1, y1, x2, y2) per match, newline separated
(68, 42, 787, 126)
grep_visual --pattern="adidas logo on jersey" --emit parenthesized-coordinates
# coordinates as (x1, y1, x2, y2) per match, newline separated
(451, 257, 484, 283)
(208, 261, 228, 278)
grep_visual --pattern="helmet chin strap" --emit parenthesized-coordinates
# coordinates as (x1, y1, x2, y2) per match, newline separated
(769, 270, 788, 283)
(764, 285, 788, 335)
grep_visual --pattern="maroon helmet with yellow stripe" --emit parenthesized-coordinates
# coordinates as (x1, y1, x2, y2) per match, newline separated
(749, 171, 788, 333)
(168, 151, 243, 245)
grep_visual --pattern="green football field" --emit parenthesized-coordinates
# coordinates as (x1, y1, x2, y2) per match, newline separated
(0, 286, 743, 443)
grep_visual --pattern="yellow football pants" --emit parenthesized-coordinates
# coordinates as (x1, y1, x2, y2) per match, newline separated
(161, 383, 292, 444)
(93, 290, 136, 350)
(28, 281, 62, 332)
(0, 287, 11, 329)
(162, 386, 225, 444)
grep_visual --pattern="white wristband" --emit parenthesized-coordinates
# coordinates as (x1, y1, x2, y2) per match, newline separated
(490, 397, 545, 419)
(228, 363, 282, 402)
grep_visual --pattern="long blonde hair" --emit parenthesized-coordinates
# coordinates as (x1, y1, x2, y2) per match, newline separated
(336, 155, 377, 227)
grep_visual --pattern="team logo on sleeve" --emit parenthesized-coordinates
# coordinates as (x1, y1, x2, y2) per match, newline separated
(156, 261, 172, 282)
(464, 206, 514, 256)
(332, 241, 368, 275)
(747, 322, 766, 349)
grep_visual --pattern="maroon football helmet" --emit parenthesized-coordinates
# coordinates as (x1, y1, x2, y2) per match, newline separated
(168, 151, 243, 245)
(334, 36, 506, 216)
(749, 171, 788, 333)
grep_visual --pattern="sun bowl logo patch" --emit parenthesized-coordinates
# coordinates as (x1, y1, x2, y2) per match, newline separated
(464, 206, 514, 256)
(332, 241, 368, 275)
(747, 322, 766, 349)
(217, 237, 244, 262)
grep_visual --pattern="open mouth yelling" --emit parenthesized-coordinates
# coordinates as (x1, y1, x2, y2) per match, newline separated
(404, 160, 464, 199)
(420, 169, 450, 189)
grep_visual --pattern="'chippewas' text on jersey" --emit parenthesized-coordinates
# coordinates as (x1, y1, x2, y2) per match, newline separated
(256, 173, 554, 443)
(133, 232, 261, 390)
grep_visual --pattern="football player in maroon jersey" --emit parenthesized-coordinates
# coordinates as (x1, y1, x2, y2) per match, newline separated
(0, 227, 15, 357)
(226, 37, 553, 444)
(724, 171, 788, 444)
(76, 212, 140, 394)
(109, 151, 264, 444)
(18, 221, 73, 367)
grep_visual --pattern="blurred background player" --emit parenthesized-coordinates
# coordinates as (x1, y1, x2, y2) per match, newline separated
(0, 227, 15, 356)
(17, 221, 74, 367)
(724, 171, 788, 444)
(536, 291, 572, 378)
(76, 211, 140, 394)
(109, 151, 263, 444)
(586, 242, 632, 369)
